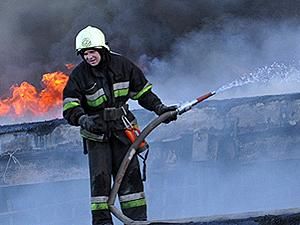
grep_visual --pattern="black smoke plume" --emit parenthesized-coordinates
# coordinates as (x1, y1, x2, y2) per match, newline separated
(1, 0, 300, 100)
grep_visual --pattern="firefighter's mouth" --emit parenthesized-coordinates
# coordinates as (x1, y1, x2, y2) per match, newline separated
(89, 59, 97, 64)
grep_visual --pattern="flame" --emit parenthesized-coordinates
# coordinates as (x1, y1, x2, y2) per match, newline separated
(0, 101, 10, 115)
(0, 71, 69, 120)
(39, 72, 69, 113)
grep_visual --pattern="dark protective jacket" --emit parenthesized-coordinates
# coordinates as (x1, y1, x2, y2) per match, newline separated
(63, 51, 162, 133)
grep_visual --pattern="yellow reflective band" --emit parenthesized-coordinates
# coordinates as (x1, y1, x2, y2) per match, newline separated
(120, 198, 146, 209)
(63, 102, 80, 111)
(132, 84, 152, 100)
(87, 95, 107, 107)
(114, 88, 129, 97)
(91, 202, 109, 211)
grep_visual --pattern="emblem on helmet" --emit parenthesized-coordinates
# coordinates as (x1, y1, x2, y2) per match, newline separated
(82, 38, 92, 48)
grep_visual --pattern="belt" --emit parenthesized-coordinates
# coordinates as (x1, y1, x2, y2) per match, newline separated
(101, 104, 129, 121)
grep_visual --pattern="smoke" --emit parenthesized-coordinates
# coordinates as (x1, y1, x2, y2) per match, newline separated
(2, 0, 300, 99)
(147, 18, 300, 104)
(145, 160, 300, 219)
(0, 0, 83, 93)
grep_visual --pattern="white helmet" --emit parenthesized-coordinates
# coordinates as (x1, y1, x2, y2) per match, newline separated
(75, 26, 110, 53)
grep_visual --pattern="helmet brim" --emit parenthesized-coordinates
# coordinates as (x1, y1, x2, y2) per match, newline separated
(76, 46, 110, 55)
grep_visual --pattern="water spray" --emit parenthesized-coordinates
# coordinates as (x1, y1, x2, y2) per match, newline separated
(214, 62, 300, 96)
(177, 62, 300, 116)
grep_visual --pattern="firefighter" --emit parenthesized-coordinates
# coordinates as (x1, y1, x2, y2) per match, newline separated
(63, 25, 177, 225)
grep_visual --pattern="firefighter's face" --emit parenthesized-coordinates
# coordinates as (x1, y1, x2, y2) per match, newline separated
(83, 49, 101, 66)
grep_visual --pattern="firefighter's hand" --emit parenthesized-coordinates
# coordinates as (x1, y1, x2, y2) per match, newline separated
(78, 114, 98, 132)
(154, 104, 178, 124)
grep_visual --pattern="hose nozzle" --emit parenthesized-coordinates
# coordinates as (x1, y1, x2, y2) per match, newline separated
(196, 91, 216, 103)
(177, 91, 216, 115)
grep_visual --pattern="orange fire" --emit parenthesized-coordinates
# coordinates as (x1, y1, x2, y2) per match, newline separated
(0, 71, 69, 119)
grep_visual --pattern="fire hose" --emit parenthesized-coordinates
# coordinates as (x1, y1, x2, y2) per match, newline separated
(108, 91, 216, 225)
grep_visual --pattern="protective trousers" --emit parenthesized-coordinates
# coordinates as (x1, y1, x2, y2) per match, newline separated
(86, 131, 147, 225)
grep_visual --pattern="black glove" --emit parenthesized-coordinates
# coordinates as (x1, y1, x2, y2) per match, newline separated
(154, 104, 178, 124)
(78, 114, 98, 132)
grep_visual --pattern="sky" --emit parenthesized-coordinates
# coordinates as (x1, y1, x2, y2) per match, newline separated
(1, 0, 300, 102)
